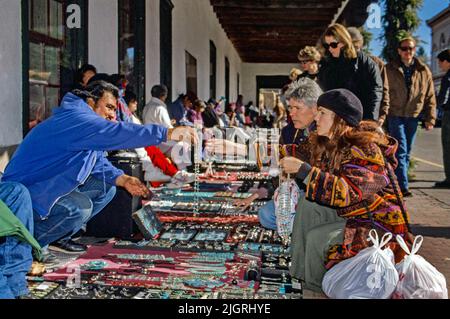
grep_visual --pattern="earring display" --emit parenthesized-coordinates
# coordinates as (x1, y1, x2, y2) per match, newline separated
(159, 229, 197, 241)
(28, 281, 60, 299)
(193, 230, 228, 242)
(36, 143, 303, 299)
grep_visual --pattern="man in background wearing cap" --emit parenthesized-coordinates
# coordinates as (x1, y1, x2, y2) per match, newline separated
(435, 49, 450, 188)
(386, 36, 437, 197)
(347, 27, 390, 127)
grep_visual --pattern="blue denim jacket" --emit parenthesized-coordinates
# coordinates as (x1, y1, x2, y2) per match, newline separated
(2, 93, 168, 219)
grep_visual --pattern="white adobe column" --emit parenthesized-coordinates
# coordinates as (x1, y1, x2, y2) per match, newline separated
(88, 0, 119, 74)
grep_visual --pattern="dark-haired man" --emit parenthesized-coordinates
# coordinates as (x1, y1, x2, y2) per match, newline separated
(76, 64, 97, 89)
(435, 49, 450, 189)
(0, 182, 41, 299)
(168, 92, 197, 126)
(2, 81, 197, 254)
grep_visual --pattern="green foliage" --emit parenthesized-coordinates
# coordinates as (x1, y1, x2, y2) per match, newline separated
(360, 27, 373, 54)
(381, 0, 424, 63)
(416, 46, 429, 64)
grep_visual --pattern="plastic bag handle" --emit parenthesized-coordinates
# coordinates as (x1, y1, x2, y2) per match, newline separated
(396, 234, 423, 256)
(396, 235, 410, 255)
(411, 236, 424, 255)
(379, 232, 393, 249)
(368, 229, 392, 249)
(368, 229, 379, 246)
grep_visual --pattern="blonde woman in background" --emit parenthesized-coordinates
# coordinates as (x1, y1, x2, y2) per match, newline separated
(297, 46, 321, 82)
(317, 23, 383, 121)
(289, 68, 303, 81)
(273, 100, 287, 129)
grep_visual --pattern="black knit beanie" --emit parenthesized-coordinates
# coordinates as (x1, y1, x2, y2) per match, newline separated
(317, 89, 363, 127)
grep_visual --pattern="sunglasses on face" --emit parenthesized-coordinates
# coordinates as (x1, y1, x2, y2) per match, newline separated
(399, 46, 415, 52)
(323, 42, 339, 50)
(299, 60, 313, 64)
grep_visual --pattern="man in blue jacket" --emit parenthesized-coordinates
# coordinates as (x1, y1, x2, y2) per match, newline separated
(0, 182, 36, 299)
(2, 81, 196, 254)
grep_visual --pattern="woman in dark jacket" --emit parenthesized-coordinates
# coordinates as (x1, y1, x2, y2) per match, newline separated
(318, 24, 383, 121)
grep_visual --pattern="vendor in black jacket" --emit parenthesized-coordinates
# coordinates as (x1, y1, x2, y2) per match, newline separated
(318, 24, 383, 121)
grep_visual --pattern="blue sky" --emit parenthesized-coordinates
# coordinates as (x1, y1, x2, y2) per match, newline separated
(367, 0, 449, 57)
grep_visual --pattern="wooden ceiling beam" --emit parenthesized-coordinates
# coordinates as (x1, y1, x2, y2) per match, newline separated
(214, 7, 337, 14)
(217, 18, 327, 27)
(210, 0, 341, 10)
(209, 0, 348, 63)
(224, 26, 325, 34)
(228, 36, 319, 42)
(216, 13, 333, 22)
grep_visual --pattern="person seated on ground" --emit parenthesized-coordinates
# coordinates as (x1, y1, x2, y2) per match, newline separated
(235, 95, 247, 126)
(258, 104, 275, 129)
(202, 99, 221, 128)
(143, 86, 194, 171)
(221, 103, 242, 127)
(1, 81, 197, 258)
(213, 97, 228, 128)
(125, 90, 195, 188)
(0, 182, 42, 299)
(233, 78, 321, 230)
(279, 89, 413, 293)
(244, 101, 259, 127)
(187, 99, 206, 128)
(168, 92, 197, 126)
(143, 85, 173, 129)
(74, 64, 97, 90)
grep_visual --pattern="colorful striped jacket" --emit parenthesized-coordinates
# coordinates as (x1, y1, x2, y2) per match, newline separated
(295, 137, 411, 268)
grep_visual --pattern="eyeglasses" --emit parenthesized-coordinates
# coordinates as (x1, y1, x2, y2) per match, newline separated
(399, 46, 415, 52)
(299, 60, 313, 64)
(323, 42, 339, 50)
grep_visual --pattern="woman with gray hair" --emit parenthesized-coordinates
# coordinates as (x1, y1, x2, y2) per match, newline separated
(235, 78, 323, 230)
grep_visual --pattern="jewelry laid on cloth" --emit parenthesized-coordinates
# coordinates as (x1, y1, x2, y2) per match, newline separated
(80, 260, 108, 271)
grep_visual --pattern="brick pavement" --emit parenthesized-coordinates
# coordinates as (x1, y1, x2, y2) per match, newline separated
(303, 158, 450, 299)
(407, 162, 450, 298)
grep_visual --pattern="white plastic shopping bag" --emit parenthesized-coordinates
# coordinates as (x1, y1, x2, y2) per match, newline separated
(322, 230, 399, 299)
(393, 235, 448, 299)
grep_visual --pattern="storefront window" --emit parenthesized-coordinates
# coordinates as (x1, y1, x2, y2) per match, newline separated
(119, 0, 135, 89)
(28, 0, 64, 128)
(225, 57, 230, 104)
(119, 0, 145, 110)
(185, 51, 198, 96)
(26, 0, 87, 133)
(210, 41, 217, 99)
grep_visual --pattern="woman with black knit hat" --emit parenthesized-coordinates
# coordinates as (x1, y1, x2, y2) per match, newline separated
(280, 88, 413, 294)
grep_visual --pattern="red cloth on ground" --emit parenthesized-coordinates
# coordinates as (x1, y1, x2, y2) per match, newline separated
(145, 146, 178, 187)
